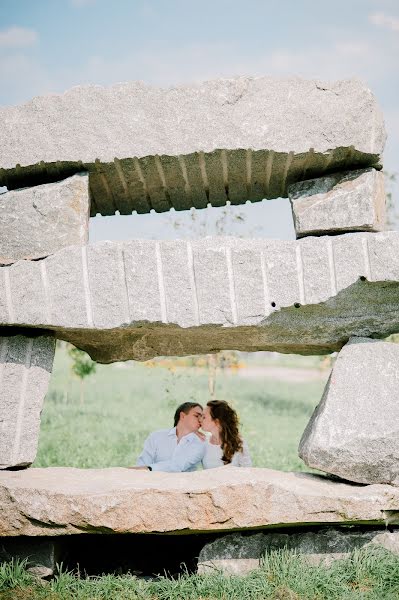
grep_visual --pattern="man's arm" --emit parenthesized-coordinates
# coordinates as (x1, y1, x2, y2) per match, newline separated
(136, 433, 156, 466)
(150, 434, 205, 472)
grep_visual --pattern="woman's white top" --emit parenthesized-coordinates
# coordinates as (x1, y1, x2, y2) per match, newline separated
(202, 438, 252, 469)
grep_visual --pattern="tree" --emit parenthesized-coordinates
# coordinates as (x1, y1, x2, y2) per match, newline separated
(68, 346, 96, 404)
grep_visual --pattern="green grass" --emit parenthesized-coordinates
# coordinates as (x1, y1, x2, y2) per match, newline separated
(34, 345, 327, 470)
(2, 547, 399, 599)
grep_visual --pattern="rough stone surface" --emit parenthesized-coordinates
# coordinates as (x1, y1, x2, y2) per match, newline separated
(289, 168, 386, 238)
(198, 529, 399, 574)
(0, 334, 55, 469)
(0, 78, 386, 216)
(0, 173, 90, 264)
(1, 232, 399, 361)
(299, 337, 399, 485)
(0, 467, 398, 536)
(0, 538, 61, 578)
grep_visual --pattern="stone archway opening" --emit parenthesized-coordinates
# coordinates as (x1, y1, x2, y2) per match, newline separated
(33, 343, 329, 472)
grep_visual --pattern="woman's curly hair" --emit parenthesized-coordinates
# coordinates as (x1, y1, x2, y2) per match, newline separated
(207, 400, 243, 464)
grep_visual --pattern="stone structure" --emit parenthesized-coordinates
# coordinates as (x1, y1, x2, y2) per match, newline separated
(1, 232, 399, 362)
(289, 168, 386, 238)
(0, 334, 55, 469)
(299, 337, 399, 485)
(0, 76, 398, 572)
(0, 467, 398, 536)
(0, 78, 385, 216)
(0, 173, 90, 264)
(198, 529, 399, 574)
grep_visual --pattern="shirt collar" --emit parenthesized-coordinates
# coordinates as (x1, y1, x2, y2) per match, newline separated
(168, 427, 177, 437)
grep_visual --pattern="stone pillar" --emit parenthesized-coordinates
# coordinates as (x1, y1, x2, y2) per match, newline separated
(0, 333, 55, 469)
(288, 168, 386, 238)
(299, 337, 399, 484)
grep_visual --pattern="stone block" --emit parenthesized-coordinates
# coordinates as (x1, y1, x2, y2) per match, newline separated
(0, 334, 55, 469)
(0, 467, 398, 536)
(198, 529, 399, 574)
(299, 337, 399, 484)
(289, 168, 386, 238)
(0, 174, 89, 264)
(1, 233, 399, 361)
(0, 78, 386, 216)
(0, 538, 62, 578)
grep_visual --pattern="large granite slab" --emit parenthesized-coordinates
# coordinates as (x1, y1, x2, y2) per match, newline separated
(0, 78, 386, 215)
(299, 337, 399, 485)
(0, 173, 89, 264)
(0, 467, 398, 536)
(0, 333, 55, 469)
(0, 232, 399, 361)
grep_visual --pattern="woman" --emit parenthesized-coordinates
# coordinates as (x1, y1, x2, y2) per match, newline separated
(201, 400, 252, 468)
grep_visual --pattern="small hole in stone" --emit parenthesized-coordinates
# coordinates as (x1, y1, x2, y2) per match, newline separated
(294, 302, 301, 308)
(271, 301, 276, 308)
(360, 276, 367, 281)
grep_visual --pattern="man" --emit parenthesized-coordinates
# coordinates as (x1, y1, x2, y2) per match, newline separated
(134, 402, 205, 472)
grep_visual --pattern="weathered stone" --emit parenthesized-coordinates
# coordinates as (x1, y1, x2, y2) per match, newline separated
(1, 232, 399, 362)
(198, 529, 399, 574)
(0, 334, 55, 469)
(299, 337, 399, 485)
(0, 467, 398, 536)
(0, 78, 386, 216)
(0, 174, 89, 264)
(289, 168, 386, 238)
(0, 538, 62, 578)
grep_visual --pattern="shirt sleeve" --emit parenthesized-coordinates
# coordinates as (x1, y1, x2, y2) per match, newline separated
(136, 433, 156, 466)
(232, 439, 252, 467)
(151, 434, 205, 472)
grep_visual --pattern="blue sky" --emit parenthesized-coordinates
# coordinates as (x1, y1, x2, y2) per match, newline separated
(0, 0, 398, 241)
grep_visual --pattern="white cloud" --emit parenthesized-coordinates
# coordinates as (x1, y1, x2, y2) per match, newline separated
(0, 26, 38, 48)
(369, 12, 399, 32)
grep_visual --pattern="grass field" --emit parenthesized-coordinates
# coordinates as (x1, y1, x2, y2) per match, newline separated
(34, 345, 328, 470)
(2, 546, 399, 599)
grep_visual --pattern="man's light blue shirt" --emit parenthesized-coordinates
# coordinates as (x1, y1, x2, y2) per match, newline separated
(136, 427, 205, 472)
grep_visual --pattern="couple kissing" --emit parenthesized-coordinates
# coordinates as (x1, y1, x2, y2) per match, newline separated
(132, 400, 251, 472)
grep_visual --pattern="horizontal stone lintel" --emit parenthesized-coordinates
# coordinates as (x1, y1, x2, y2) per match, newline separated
(0, 467, 398, 536)
(0, 232, 399, 361)
(0, 77, 386, 215)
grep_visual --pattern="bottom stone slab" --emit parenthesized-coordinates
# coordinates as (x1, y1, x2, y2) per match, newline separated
(0, 467, 398, 537)
(198, 528, 399, 574)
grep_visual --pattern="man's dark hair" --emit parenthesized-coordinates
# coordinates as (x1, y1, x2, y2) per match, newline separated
(173, 402, 203, 427)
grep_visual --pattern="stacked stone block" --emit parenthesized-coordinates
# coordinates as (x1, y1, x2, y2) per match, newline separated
(0, 173, 90, 264)
(289, 168, 386, 238)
